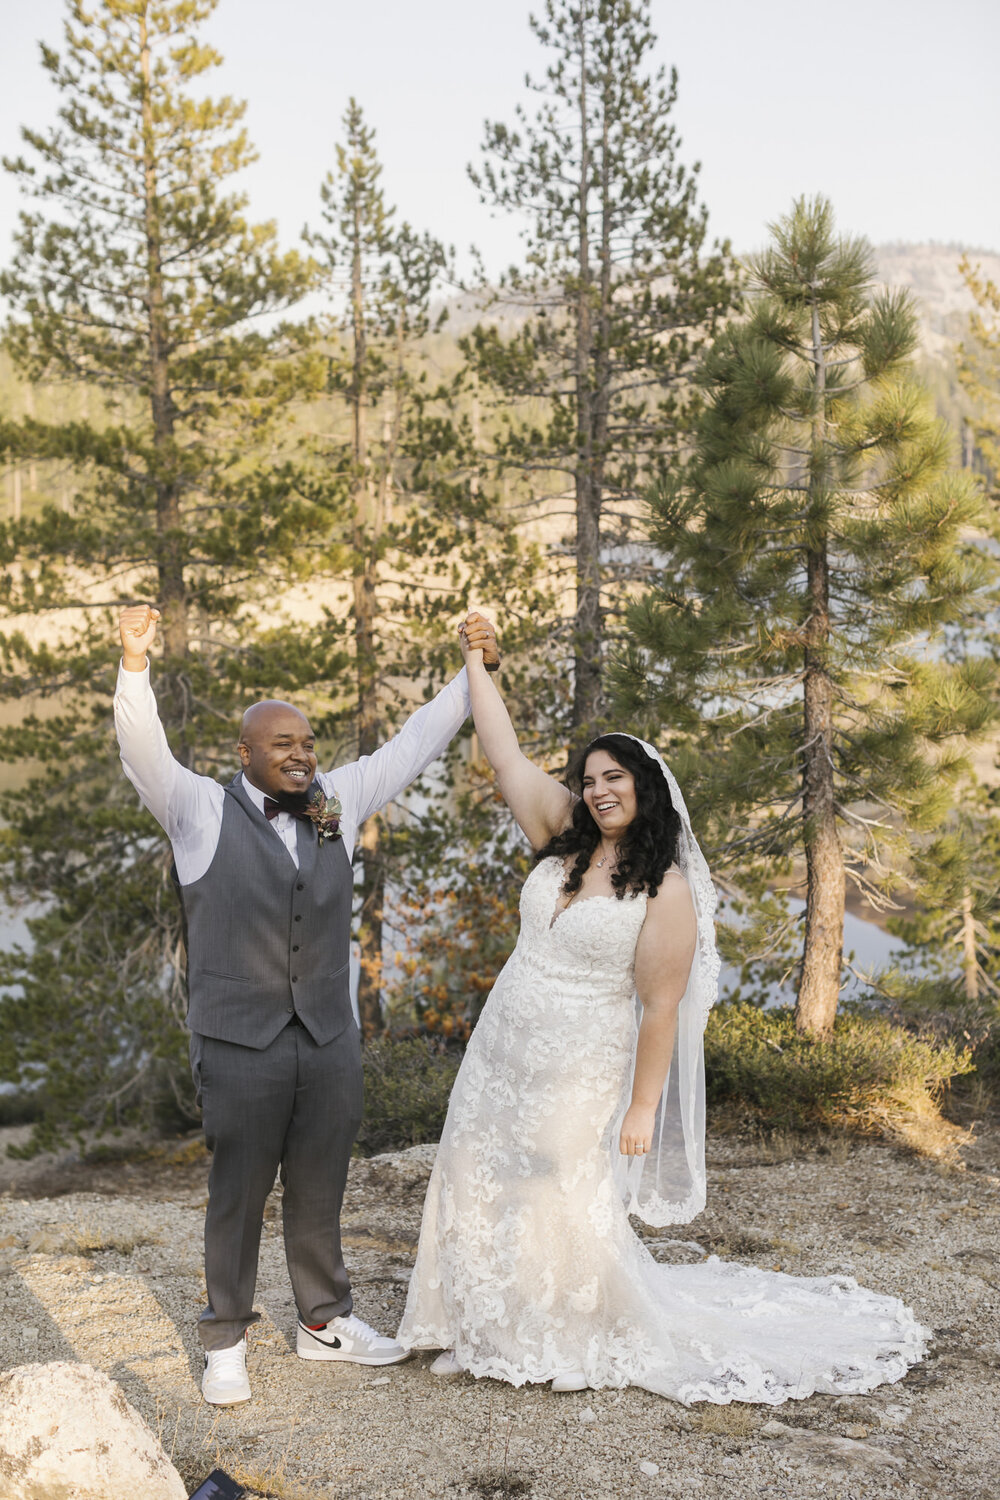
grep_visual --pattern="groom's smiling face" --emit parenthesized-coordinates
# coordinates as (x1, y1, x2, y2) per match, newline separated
(237, 700, 318, 799)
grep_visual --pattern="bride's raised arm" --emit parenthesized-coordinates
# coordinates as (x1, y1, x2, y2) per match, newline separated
(460, 612, 573, 850)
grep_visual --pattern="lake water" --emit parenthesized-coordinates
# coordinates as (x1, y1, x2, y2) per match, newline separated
(0, 892, 910, 1016)
(717, 898, 910, 1007)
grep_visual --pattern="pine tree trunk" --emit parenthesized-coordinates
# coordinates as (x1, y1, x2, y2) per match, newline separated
(140, 12, 188, 746)
(350, 205, 384, 1038)
(354, 547, 384, 1037)
(572, 15, 602, 737)
(470, 377, 481, 499)
(23, 387, 37, 495)
(796, 300, 845, 1036)
(962, 887, 979, 1001)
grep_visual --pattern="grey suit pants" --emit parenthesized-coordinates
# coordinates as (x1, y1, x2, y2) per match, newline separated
(192, 1020, 364, 1351)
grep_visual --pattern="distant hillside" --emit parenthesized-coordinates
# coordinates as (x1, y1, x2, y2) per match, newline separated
(873, 242, 1000, 359)
(441, 243, 1000, 359)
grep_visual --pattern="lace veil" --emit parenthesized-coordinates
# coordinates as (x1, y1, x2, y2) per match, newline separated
(609, 737, 720, 1226)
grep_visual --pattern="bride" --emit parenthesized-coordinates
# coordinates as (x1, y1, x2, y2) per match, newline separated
(396, 616, 928, 1401)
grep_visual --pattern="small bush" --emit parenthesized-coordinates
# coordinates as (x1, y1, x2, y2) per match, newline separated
(356, 1010, 973, 1161)
(0, 1089, 43, 1128)
(704, 1003, 973, 1159)
(356, 1036, 462, 1157)
(865, 979, 1000, 1118)
(965, 1024, 1000, 1105)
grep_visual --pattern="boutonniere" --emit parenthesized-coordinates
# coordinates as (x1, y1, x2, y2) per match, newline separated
(305, 788, 342, 842)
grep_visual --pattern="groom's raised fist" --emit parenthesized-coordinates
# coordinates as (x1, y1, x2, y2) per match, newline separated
(119, 604, 161, 671)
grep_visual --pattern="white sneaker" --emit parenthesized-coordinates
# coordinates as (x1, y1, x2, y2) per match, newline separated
(430, 1349, 463, 1376)
(296, 1313, 409, 1365)
(550, 1370, 589, 1392)
(202, 1334, 251, 1405)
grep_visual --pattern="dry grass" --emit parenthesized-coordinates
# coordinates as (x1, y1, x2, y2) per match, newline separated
(467, 1402, 533, 1499)
(755, 1129, 799, 1164)
(816, 1135, 852, 1164)
(157, 1136, 211, 1167)
(468, 1474, 533, 1498)
(26, 1220, 160, 1257)
(705, 1229, 776, 1258)
(168, 1405, 324, 1500)
(695, 1404, 760, 1439)
(205, 1454, 325, 1500)
(844, 1085, 973, 1162)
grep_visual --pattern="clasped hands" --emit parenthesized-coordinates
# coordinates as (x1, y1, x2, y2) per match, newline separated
(458, 610, 501, 671)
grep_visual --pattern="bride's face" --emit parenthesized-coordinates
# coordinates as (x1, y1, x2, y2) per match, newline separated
(581, 750, 637, 839)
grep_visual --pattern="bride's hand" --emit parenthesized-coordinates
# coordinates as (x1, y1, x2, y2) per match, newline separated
(459, 610, 498, 668)
(619, 1102, 656, 1157)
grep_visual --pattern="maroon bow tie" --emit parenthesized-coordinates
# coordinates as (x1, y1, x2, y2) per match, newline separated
(263, 797, 312, 823)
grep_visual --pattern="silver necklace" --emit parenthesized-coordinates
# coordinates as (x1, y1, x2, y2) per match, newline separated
(595, 848, 617, 870)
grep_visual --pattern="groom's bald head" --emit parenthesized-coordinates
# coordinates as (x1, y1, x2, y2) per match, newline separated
(239, 699, 310, 745)
(237, 700, 318, 798)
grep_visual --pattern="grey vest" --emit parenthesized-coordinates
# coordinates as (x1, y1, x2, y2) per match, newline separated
(181, 775, 354, 1049)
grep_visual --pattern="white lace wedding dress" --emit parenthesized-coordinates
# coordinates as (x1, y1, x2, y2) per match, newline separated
(397, 856, 929, 1402)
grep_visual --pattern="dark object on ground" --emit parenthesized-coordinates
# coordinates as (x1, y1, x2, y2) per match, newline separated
(188, 1470, 246, 1499)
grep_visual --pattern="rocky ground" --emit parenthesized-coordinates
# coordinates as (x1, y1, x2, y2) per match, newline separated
(1, 1124, 998, 1500)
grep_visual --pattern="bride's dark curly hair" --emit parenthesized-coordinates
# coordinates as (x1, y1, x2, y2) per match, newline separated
(535, 734, 681, 900)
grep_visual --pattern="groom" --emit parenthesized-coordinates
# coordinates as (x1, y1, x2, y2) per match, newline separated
(114, 604, 499, 1405)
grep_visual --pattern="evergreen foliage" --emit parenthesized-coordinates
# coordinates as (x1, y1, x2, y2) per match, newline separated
(704, 1003, 972, 1160)
(465, 0, 736, 738)
(617, 197, 997, 1035)
(958, 254, 1000, 492)
(302, 99, 556, 1033)
(884, 253, 1000, 1006)
(1, 8, 996, 1151)
(0, 0, 342, 1146)
(0, 11, 556, 1142)
(382, 772, 534, 1040)
(884, 781, 1000, 1003)
(304, 98, 453, 1034)
(354, 1035, 461, 1156)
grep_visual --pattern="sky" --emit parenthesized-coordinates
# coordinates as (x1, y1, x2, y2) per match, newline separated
(0, 0, 997, 284)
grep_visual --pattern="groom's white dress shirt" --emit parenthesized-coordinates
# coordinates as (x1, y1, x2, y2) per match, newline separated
(114, 662, 472, 884)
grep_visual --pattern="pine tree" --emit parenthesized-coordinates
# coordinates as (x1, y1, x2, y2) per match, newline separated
(888, 779, 1000, 1004)
(958, 254, 1000, 491)
(465, 0, 735, 739)
(618, 197, 997, 1035)
(0, 0, 332, 1143)
(303, 101, 446, 1032)
(901, 254, 1000, 1004)
(303, 101, 554, 1034)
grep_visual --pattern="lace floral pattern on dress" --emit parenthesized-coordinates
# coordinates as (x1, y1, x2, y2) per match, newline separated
(397, 856, 929, 1401)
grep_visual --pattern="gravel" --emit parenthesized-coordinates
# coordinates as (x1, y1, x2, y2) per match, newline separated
(1, 1125, 998, 1500)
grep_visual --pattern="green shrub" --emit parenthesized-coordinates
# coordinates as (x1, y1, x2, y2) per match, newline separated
(354, 1009, 975, 1162)
(0, 1089, 43, 1129)
(878, 989, 1000, 1120)
(704, 1003, 974, 1158)
(356, 1037, 462, 1157)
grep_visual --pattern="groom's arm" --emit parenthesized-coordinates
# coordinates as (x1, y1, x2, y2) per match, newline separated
(114, 605, 224, 881)
(331, 616, 501, 825)
(331, 668, 472, 829)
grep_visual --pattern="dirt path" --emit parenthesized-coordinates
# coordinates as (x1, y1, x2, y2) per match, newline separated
(1, 1126, 998, 1500)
